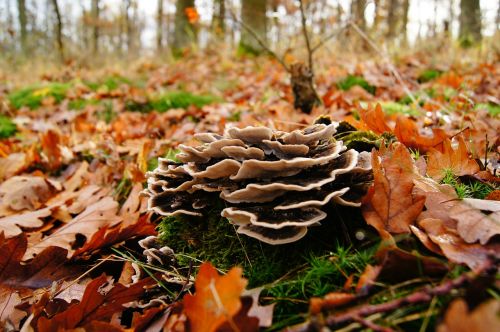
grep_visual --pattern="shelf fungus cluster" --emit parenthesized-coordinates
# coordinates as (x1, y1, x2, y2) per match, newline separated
(144, 122, 373, 245)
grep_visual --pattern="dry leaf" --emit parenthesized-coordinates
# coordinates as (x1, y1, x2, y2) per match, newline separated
(359, 103, 391, 134)
(394, 116, 447, 152)
(0, 176, 59, 212)
(37, 274, 154, 331)
(40, 130, 63, 170)
(24, 197, 122, 259)
(0, 208, 52, 238)
(437, 299, 500, 332)
(362, 143, 425, 239)
(427, 136, 480, 181)
(415, 218, 499, 269)
(450, 198, 500, 245)
(309, 293, 357, 314)
(183, 262, 248, 332)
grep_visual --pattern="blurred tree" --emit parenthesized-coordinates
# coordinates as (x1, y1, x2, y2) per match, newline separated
(51, 0, 64, 61)
(213, 0, 225, 36)
(91, 0, 100, 54)
(401, 0, 410, 44)
(351, 0, 367, 31)
(173, 0, 196, 50)
(459, 0, 482, 42)
(240, 0, 267, 53)
(157, 0, 164, 50)
(387, 0, 399, 39)
(17, 0, 27, 52)
(125, 0, 133, 52)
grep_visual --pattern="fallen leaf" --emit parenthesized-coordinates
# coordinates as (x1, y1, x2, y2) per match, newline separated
(24, 197, 122, 259)
(362, 143, 425, 239)
(359, 103, 391, 135)
(309, 292, 357, 314)
(0, 176, 59, 212)
(394, 116, 447, 152)
(0, 208, 52, 238)
(40, 130, 63, 170)
(449, 198, 500, 245)
(72, 214, 156, 258)
(0, 153, 28, 181)
(356, 264, 381, 295)
(414, 218, 499, 269)
(437, 298, 500, 332)
(37, 274, 154, 331)
(427, 136, 480, 181)
(183, 262, 248, 332)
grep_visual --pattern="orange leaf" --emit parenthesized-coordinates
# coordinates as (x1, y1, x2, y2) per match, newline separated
(40, 130, 62, 170)
(394, 116, 448, 152)
(183, 262, 247, 332)
(426, 136, 480, 181)
(359, 103, 391, 135)
(437, 299, 500, 332)
(309, 292, 357, 314)
(362, 143, 425, 240)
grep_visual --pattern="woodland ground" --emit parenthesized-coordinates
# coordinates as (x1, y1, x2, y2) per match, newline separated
(0, 45, 499, 331)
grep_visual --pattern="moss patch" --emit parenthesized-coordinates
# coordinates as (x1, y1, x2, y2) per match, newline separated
(417, 69, 442, 83)
(8, 82, 71, 109)
(337, 75, 376, 95)
(475, 103, 500, 117)
(150, 91, 220, 113)
(0, 115, 17, 139)
(158, 203, 377, 328)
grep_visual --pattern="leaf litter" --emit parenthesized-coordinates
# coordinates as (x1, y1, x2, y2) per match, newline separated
(0, 51, 498, 331)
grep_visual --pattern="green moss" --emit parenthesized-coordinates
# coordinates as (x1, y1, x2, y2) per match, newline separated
(417, 69, 442, 83)
(150, 91, 220, 112)
(0, 115, 17, 139)
(68, 98, 99, 110)
(380, 101, 421, 117)
(237, 42, 263, 56)
(441, 169, 494, 199)
(8, 82, 71, 109)
(337, 75, 376, 95)
(97, 100, 116, 124)
(475, 103, 500, 117)
(85, 76, 133, 91)
(158, 203, 377, 329)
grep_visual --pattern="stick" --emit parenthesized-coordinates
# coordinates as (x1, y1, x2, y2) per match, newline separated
(298, 0, 313, 74)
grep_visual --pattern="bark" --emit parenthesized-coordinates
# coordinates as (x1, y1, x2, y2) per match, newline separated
(291, 63, 320, 114)
(17, 0, 27, 52)
(213, 0, 225, 36)
(173, 0, 196, 50)
(459, 0, 482, 42)
(51, 0, 64, 61)
(91, 0, 99, 54)
(240, 0, 267, 53)
(386, 0, 399, 39)
(351, 0, 367, 31)
(401, 0, 410, 44)
(156, 0, 163, 50)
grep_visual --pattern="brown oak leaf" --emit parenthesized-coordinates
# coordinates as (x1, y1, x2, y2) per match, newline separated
(394, 115, 448, 152)
(359, 103, 391, 135)
(437, 299, 500, 332)
(362, 143, 425, 240)
(427, 136, 480, 181)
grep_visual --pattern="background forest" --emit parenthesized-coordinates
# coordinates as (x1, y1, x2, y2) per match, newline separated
(0, 1, 499, 332)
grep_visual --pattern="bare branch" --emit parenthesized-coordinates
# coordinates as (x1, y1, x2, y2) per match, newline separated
(227, 11, 290, 72)
(298, 0, 314, 74)
(311, 22, 349, 53)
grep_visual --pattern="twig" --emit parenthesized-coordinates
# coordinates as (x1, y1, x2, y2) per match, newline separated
(288, 257, 498, 331)
(324, 257, 497, 328)
(352, 315, 394, 332)
(298, 0, 313, 74)
(311, 23, 349, 53)
(227, 11, 290, 72)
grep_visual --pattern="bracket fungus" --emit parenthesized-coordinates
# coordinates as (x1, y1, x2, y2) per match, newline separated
(144, 121, 373, 245)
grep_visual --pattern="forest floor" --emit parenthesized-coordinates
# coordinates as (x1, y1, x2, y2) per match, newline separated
(0, 48, 499, 331)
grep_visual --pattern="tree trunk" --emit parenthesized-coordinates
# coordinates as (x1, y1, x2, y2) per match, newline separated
(156, 0, 163, 50)
(351, 0, 366, 31)
(124, 0, 133, 52)
(386, 0, 399, 39)
(17, 0, 27, 52)
(401, 0, 409, 44)
(291, 63, 320, 114)
(240, 0, 267, 53)
(213, 0, 225, 36)
(173, 0, 196, 50)
(459, 0, 482, 42)
(91, 0, 99, 54)
(51, 0, 64, 61)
